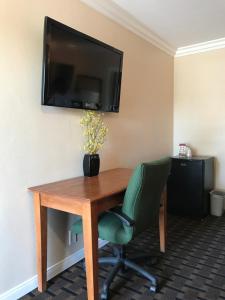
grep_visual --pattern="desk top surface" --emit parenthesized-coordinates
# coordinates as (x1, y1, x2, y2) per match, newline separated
(29, 168, 132, 202)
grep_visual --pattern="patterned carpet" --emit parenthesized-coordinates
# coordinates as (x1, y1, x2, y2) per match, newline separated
(20, 215, 225, 300)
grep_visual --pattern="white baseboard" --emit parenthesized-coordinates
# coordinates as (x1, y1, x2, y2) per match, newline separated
(0, 239, 108, 300)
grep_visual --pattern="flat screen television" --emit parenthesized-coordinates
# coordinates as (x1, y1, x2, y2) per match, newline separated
(42, 17, 123, 112)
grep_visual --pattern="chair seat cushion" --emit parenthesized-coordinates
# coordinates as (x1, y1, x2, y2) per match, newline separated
(71, 212, 133, 245)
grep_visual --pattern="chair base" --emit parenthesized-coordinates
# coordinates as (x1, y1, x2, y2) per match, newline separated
(98, 246, 158, 300)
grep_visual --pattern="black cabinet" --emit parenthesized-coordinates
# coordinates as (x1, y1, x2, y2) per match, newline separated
(167, 156, 214, 217)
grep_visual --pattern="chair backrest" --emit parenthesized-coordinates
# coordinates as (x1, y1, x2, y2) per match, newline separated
(122, 157, 171, 235)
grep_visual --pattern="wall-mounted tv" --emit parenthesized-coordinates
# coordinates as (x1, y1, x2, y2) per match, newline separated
(42, 17, 123, 112)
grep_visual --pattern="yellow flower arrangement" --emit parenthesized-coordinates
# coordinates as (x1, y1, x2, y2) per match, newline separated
(80, 110, 108, 155)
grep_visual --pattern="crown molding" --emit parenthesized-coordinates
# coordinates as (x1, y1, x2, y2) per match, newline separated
(81, 0, 175, 56)
(81, 0, 225, 58)
(176, 37, 225, 57)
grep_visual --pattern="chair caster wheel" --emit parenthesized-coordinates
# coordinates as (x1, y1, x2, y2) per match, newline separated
(149, 285, 157, 293)
(100, 292, 108, 300)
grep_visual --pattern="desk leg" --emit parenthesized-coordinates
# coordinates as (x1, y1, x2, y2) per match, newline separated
(34, 192, 47, 292)
(83, 203, 99, 300)
(159, 188, 167, 253)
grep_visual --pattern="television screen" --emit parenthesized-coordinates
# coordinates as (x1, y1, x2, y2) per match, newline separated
(42, 17, 123, 112)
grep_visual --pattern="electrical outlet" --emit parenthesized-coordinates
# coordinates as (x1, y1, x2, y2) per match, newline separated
(68, 230, 78, 245)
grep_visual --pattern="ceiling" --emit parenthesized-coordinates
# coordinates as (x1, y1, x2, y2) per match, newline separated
(112, 0, 225, 48)
(82, 0, 225, 56)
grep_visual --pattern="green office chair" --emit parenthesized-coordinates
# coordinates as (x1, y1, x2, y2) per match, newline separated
(71, 157, 171, 299)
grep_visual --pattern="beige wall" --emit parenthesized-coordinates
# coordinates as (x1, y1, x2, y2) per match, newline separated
(174, 49, 225, 189)
(0, 0, 173, 295)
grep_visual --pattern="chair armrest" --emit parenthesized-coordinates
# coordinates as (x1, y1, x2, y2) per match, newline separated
(108, 207, 135, 227)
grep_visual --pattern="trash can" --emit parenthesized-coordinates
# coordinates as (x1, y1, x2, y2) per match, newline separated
(210, 191, 225, 217)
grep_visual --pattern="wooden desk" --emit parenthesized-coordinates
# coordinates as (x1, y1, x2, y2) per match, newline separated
(29, 168, 167, 300)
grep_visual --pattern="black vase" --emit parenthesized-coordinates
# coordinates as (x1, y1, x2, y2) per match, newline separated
(83, 154, 100, 177)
